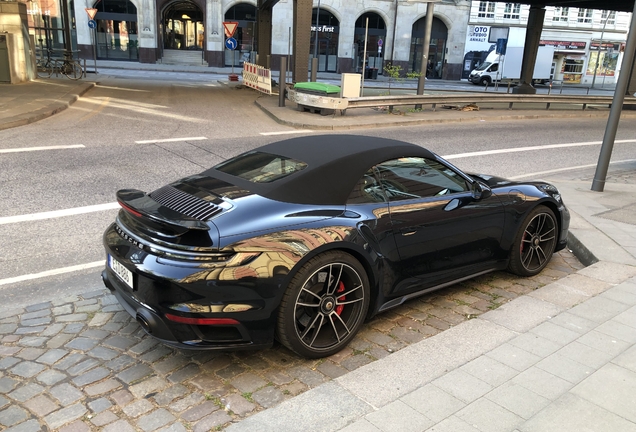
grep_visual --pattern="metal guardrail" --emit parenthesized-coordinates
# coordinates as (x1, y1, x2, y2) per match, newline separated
(345, 94, 636, 112)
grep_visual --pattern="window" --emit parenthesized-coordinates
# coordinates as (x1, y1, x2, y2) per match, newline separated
(478, 2, 495, 18)
(552, 7, 569, 22)
(214, 152, 307, 183)
(373, 158, 468, 202)
(601, 10, 616, 25)
(347, 169, 387, 204)
(577, 9, 592, 23)
(503, 3, 521, 19)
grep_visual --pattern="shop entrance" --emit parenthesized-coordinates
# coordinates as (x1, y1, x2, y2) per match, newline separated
(224, 3, 256, 67)
(93, 0, 138, 61)
(409, 17, 447, 79)
(310, 9, 339, 72)
(162, 0, 204, 50)
(354, 13, 386, 75)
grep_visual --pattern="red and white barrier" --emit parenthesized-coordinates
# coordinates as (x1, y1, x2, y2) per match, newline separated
(242, 62, 272, 95)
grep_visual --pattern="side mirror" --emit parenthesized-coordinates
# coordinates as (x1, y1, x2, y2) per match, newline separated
(472, 181, 492, 200)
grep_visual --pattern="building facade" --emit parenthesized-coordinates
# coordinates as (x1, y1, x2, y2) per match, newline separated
(25, 0, 472, 79)
(22, 0, 632, 84)
(464, 2, 632, 85)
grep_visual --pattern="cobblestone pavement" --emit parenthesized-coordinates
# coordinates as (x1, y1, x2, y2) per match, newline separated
(0, 251, 583, 432)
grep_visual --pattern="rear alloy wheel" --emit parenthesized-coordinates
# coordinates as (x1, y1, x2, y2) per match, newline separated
(277, 251, 370, 358)
(508, 206, 557, 277)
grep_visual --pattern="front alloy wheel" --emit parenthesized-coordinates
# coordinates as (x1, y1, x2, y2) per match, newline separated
(277, 251, 370, 358)
(509, 206, 557, 276)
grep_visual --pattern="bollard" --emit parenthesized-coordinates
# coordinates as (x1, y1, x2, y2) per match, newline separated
(548, 81, 552, 95)
(279, 57, 286, 108)
(507, 81, 512, 94)
(310, 58, 317, 82)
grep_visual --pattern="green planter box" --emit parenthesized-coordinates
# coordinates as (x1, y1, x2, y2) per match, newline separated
(293, 82, 341, 96)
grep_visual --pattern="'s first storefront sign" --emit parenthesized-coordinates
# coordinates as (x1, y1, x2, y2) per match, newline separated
(311, 25, 336, 33)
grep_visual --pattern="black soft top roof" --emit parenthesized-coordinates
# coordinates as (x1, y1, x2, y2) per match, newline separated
(202, 135, 436, 205)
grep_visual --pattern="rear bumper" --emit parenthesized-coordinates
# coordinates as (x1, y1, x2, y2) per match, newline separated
(101, 269, 274, 351)
(102, 223, 282, 351)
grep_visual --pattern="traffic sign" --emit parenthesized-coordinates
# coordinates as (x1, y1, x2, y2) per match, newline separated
(377, 38, 383, 47)
(223, 21, 238, 38)
(88, 19, 97, 29)
(225, 37, 237, 50)
(85, 8, 97, 20)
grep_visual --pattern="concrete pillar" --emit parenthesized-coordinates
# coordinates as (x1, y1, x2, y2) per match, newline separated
(512, 5, 545, 95)
(256, 3, 272, 68)
(292, 0, 311, 82)
(0, 1, 35, 83)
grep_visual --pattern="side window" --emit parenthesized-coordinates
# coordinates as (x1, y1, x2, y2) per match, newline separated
(374, 157, 469, 202)
(347, 168, 387, 204)
(489, 63, 499, 72)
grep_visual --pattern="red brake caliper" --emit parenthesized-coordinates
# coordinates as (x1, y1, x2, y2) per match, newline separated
(335, 281, 346, 315)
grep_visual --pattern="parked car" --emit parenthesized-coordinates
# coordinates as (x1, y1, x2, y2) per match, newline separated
(102, 135, 569, 358)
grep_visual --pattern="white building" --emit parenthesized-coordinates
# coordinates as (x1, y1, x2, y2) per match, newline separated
(24, 0, 631, 83)
(39, 0, 470, 79)
(463, 2, 632, 85)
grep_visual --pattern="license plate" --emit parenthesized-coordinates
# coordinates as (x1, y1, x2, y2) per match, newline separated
(108, 255, 134, 290)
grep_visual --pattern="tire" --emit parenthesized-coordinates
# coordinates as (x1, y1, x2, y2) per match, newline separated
(276, 251, 370, 358)
(480, 77, 491, 86)
(508, 206, 558, 277)
(63, 62, 83, 80)
(36, 61, 52, 78)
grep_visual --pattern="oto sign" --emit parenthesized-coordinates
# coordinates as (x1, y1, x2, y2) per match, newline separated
(223, 21, 238, 38)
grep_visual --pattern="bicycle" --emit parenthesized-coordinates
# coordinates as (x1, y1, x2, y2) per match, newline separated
(53, 58, 84, 80)
(36, 56, 53, 78)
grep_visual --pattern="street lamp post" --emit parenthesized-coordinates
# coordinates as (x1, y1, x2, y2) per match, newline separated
(313, 0, 320, 59)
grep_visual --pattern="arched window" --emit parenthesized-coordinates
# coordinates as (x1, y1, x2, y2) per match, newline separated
(354, 13, 386, 74)
(409, 17, 447, 78)
(224, 3, 256, 66)
(94, 0, 138, 60)
(310, 9, 339, 72)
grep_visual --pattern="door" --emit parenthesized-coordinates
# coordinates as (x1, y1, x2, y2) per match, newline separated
(375, 157, 505, 291)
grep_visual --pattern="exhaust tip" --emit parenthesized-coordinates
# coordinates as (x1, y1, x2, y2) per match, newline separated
(136, 314, 151, 333)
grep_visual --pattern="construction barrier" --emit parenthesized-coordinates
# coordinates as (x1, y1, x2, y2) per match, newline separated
(242, 62, 272, 95)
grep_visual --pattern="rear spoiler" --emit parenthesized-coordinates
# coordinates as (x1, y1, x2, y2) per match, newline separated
(116, 189, 210, 231)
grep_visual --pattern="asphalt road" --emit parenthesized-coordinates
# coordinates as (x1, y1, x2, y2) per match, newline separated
(1, 74, 635, 306)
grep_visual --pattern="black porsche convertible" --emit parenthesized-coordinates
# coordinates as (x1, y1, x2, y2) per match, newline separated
(102, 135, 569, 358)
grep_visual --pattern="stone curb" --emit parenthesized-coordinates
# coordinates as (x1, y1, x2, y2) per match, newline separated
(0, 82, 95, 131)
(254, 96, 636, 131)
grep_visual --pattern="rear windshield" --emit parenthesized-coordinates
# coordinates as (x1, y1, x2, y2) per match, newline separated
(214, 151, 307, 183)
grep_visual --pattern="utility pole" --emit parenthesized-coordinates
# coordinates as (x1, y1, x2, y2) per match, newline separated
(591, 2, 636, 192)
(415, 2, 434, 109)
(61, 0, 73, 62)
